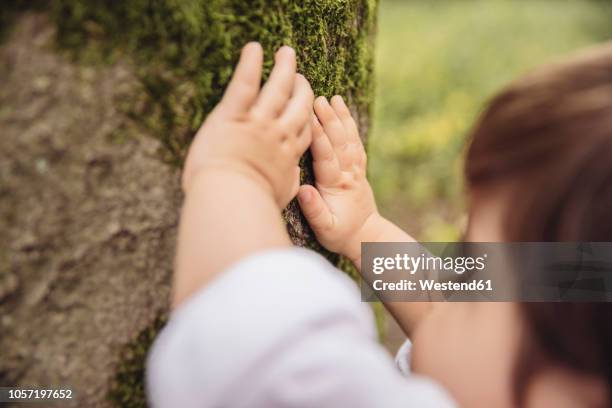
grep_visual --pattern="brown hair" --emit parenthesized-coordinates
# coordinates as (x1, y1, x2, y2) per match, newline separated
(465, 43, 612, 406)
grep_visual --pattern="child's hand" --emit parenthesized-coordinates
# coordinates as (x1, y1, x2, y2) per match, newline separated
(182, 42, 314, 208)
(298, 96, 382, 262)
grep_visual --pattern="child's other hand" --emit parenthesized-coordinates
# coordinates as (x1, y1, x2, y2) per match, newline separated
(298, 96, 381, 262)
(182, 42, 314, 208)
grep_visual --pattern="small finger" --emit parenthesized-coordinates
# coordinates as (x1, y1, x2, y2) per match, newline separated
(219, 42, 263, 116)
(298, 185, 335, 233)
(330, 95, 362, 144)
(294, 119, 312, 158)
(310, 115, 334, 161)
(314, 96, 353, 168)
(251, 46, 296, 118)
(314, 96, 347, 147)
(291, 166, 301, 199)
(279, 74, 314, 135)
(310, 116, 341, 185)
(330, 95, 366, 170)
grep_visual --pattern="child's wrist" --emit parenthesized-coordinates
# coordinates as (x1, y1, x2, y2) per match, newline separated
(343, 212, 387, 264)
(184, 161, 277, 205)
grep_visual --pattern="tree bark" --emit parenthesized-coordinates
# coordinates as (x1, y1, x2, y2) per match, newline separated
(0, 1, 377, 407)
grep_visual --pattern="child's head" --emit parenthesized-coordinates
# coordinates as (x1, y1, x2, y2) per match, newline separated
(465, 43, 612, 243)
(412, 43, 612, 407)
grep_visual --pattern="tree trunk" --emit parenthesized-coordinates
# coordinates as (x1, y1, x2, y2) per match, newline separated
(0, 1, 377, 407)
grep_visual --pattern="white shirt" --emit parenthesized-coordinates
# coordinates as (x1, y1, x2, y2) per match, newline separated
(147, 248, 455, 407)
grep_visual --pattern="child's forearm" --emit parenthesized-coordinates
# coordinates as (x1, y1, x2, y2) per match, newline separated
(172, 43, 312, 308)
(346, 214, 432, 338)
(172, 169, 291, 308)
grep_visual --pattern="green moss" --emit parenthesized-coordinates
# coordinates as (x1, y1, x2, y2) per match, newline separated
(108, 314, 167, 408)
(50, 0, 377, 167)
(43, 0, 378, 252)
(47, 0, 378, 268)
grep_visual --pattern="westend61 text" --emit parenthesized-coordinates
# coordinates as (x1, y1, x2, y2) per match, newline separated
(372, 279, 493, 292)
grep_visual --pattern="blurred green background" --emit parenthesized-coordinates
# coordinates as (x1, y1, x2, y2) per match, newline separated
(369, 0, 612, 242)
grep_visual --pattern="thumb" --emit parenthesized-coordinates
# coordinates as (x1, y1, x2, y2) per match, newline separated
(297, 185, 334, 232)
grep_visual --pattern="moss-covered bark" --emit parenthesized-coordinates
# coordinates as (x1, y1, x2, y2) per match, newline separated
(1, 1, 377, 407)
(52, 0, 377, 163)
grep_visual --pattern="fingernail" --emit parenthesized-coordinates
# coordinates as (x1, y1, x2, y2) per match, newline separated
(244, 41, 260, 51)
(299, 188, 311, 203)
(277, 45, 295, 56)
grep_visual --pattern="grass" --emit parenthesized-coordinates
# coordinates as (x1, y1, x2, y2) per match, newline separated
(370, 0, 612, 241)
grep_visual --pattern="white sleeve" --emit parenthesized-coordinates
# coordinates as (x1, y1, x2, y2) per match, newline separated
(146, 248, 455, 408)
(395, 339, 414, 376)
